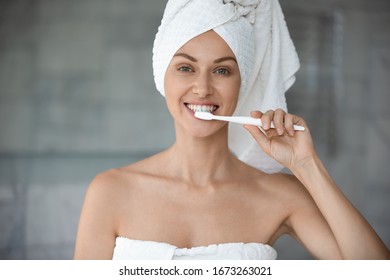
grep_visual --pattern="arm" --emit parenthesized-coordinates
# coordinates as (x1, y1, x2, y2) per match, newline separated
(290, 153, 389, 259)
(245, 109, 390, 259)
(73, 172, 119, 259)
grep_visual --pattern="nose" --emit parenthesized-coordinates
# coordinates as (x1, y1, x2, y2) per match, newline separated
(192, 72, 213, 98)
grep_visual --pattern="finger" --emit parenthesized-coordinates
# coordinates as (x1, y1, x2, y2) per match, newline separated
(249, 111, 267, 136)
(250, 110, 263, 119)
(289, 114, 308, 133)
(262, 110, 274, 130)
(293, 114, 307, 128)
(244, 124, 270, 154)
(284, 113, 295, 136)
(274, 109, 286, 135)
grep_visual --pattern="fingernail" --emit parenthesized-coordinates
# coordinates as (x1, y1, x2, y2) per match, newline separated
(277, 128, 283, 135)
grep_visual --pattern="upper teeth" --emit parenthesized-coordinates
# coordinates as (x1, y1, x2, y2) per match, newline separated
(186, 104, 218, 113)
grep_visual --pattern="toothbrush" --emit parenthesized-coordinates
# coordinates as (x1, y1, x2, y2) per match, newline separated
(194, 111, 305, 131)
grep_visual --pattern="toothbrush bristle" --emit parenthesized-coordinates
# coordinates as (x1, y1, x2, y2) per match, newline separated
(194, 111, 213, 120)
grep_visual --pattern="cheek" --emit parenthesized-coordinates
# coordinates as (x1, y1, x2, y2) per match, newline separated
(164, 79, 185, 117)
(164, 91, 179, 116)
(222, 81, 240, 115)
(164, 69, 189, 98)
(221, 77, 240, 104)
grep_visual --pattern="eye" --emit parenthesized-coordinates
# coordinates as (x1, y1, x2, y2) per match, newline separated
(178, 66, 194, 72)
(214, 68, 230, 75)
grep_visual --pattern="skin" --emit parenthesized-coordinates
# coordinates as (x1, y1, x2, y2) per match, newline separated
(74, 30, 390, 260)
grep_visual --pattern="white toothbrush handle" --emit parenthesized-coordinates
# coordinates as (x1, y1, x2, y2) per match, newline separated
(225, 116, 263, 126)
(221, 116, 305, 131)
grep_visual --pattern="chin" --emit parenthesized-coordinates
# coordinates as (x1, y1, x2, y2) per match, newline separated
(184, 122, 228, 138)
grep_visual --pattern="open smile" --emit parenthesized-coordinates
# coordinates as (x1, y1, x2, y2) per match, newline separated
(184, 103, 219, 113)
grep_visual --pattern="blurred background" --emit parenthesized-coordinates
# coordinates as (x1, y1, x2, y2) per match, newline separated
(0, 0, 389, 259)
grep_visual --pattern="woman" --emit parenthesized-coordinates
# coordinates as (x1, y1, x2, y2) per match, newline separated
(74, 0, 389, 260)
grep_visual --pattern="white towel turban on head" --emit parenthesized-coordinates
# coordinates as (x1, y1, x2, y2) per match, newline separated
(153, 0, 300, 173)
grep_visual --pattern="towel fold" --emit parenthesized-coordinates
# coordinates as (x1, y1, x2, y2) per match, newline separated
(153, 0, 300, 173)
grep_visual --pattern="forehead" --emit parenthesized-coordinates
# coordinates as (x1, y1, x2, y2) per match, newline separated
(175, 30, 236, 59)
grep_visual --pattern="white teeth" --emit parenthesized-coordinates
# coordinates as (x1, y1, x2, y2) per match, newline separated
(186, 104, 217, 113)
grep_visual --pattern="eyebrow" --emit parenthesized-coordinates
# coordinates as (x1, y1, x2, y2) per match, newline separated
(173, 53, 237, 64)
(214, 56, 237, 64)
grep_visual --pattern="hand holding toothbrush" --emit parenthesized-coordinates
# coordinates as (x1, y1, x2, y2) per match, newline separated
(243, 109, 316, 171)
(195, 108, 316, 171)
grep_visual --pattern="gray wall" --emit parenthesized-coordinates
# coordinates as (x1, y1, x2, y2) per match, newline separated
(0, 0, 389, 259)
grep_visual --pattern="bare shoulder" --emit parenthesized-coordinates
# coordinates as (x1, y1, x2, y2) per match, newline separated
(73, 169, 128, 259)
(80, 167, 135, 227)
(267, 172, 309, 198)
(83, 152, 169, 229)
(87, 152, 165, 197)
(261, 171, 333, 241)
(251, 170, 316, 224)
(74, 156, 161, 259)
(234, 161, 310, 205)
(85, 169, 129, 208)
(250, 169, 310, 202)
(87, 150, 172, 209)
(265, 172, 317, 214)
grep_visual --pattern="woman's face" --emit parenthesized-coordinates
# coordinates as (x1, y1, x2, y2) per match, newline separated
(164, 30, 241, 137)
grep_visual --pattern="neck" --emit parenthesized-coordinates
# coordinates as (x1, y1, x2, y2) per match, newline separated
(166, 123, 238, 187)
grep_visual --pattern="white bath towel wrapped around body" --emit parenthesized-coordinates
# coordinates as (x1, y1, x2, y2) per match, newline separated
(153, 0, 300, 173)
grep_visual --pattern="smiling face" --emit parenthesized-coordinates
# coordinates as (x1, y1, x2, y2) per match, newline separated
(164, 30, 241, 137)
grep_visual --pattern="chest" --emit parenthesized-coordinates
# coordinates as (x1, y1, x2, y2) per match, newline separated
(117, 185, 287, 247)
